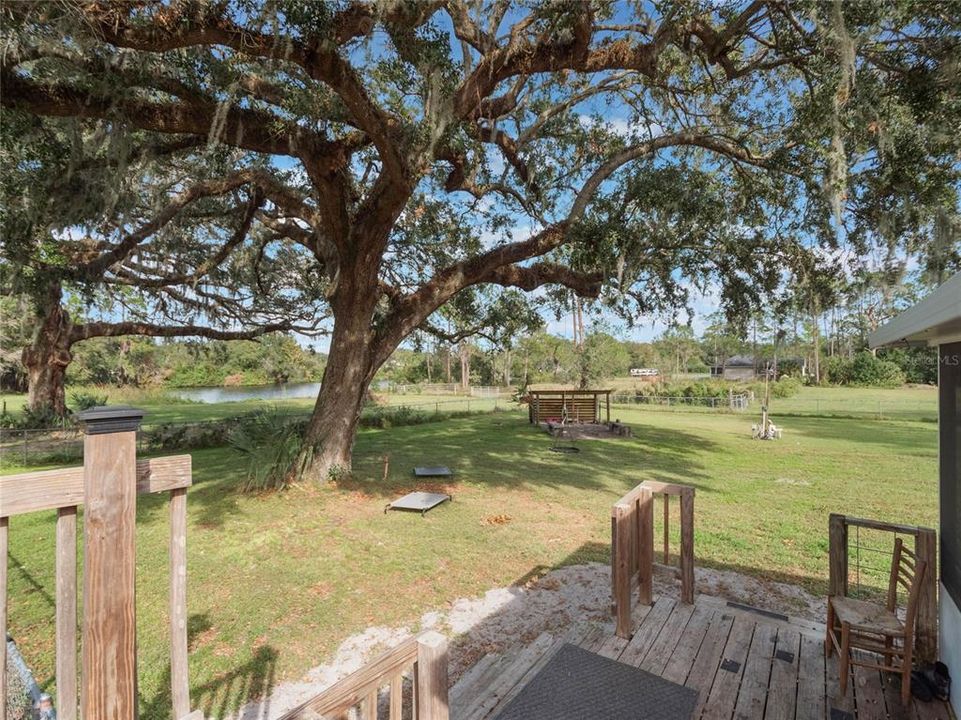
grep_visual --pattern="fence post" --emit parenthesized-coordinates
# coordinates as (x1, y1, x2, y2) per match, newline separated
(828, 514, 848, 597)
(77, 406, 144, 720)
(415, 631, 449, 720)
(915, 528, 938, 663)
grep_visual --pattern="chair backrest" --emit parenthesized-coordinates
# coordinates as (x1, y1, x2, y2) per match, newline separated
(887, 538, 927, 638)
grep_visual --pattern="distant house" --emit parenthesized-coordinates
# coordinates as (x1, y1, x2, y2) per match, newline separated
(712, 355, 759, 381)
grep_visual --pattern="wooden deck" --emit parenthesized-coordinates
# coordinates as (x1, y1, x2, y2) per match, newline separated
(450, 594, 954, 720)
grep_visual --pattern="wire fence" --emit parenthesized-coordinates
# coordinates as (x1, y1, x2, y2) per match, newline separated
(610, 394, 935, 421)
(0, 396, 509, 467)
(763, 398, 936, 422)
(610, 393, 752, 412)
(388, 383, 512, 397)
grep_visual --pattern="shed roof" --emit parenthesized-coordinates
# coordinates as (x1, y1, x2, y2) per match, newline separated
(528, 388, 613, 395)
(868, 271, 961, 348)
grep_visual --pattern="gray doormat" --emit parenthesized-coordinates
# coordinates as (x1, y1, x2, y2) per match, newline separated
(492, 643, 698, 720)
(384, 491, 452, 516)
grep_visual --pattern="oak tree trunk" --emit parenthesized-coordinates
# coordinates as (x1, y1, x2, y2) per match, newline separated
(292, 242, 399, 482)
(295, 317, 377, 480)
(22, 286, 73, 418)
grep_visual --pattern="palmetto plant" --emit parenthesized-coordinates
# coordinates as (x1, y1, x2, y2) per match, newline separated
(228, 407, 310, 492)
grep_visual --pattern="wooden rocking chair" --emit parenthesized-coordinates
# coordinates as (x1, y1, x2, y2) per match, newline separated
(825, 538, 927, 705)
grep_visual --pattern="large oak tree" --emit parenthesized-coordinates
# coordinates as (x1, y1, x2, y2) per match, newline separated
(2, 1, 957, 477)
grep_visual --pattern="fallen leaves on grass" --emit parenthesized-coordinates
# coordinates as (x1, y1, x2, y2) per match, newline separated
(482, 514, 512, 526)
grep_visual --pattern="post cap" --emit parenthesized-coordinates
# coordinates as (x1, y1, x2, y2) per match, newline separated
(76, 406, 145, 435)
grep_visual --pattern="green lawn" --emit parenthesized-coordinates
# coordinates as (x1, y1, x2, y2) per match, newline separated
(3, 405, 938, 717)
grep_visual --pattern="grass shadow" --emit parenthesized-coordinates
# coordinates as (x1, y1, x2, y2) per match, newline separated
(338, 413, 719, 498)
(776, 416, 936, 456)
(139, 613, 278, 720)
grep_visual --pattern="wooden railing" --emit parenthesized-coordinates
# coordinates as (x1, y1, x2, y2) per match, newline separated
(828, 514, 938, 663)
(0, 407, 194, 720)
(611, 481, 695, 638)
(278, 631, 449, 720)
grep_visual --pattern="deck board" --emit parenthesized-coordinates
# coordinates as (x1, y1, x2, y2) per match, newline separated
(796, 633, 827, 720)
(452, 593, 955, 720)
(765, 628, 801, 720)
(732, 620, 777, 720)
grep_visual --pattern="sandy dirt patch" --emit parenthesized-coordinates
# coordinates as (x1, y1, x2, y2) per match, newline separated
(230, 562, 824, 719)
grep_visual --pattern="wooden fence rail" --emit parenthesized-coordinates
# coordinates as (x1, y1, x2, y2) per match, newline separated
(0, 407, 193, 720)
(828, 513, 938, 663)
(278, 631, 449, 720)
(611, 481, 695, 639)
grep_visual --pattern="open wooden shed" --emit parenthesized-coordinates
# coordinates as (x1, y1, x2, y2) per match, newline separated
(527, 389, 612, 424)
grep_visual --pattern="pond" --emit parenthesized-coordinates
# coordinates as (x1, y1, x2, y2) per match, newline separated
(172, 382, 321, 404)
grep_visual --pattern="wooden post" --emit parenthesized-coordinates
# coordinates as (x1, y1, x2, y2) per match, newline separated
(390, 674, 403, 719)
(170, 487, 190, 719)
(612, 504, 633, 638)
(679, 489, 695, 605)
(663, 494, 670, 564)
(56, 506, 79, 720)
(415, 631, 449, 720)
(78, 406, 144, 720)
(637, 487, 654, 606)
(1, 515, 8, 717)
(915, 528, 938, 663)
(828, 514, 848, 597)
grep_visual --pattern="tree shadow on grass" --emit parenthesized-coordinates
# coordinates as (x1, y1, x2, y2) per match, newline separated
(137, 413, 716, 540)
(140, 612, 278, 720)
(338, 414, 719, 499)
(134, 447, 250, 529)
(134, 413, 719, 529)
(776, 415, 937, 457)
(7, 552, 55, 609)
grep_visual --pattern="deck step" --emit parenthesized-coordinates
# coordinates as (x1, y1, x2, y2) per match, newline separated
(458, 632, 557, 720)
(451, 624, 598, 720)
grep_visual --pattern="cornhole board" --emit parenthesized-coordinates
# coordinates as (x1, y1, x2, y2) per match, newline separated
(385, 491, 452, 516)
(413, 466, 453, 477)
